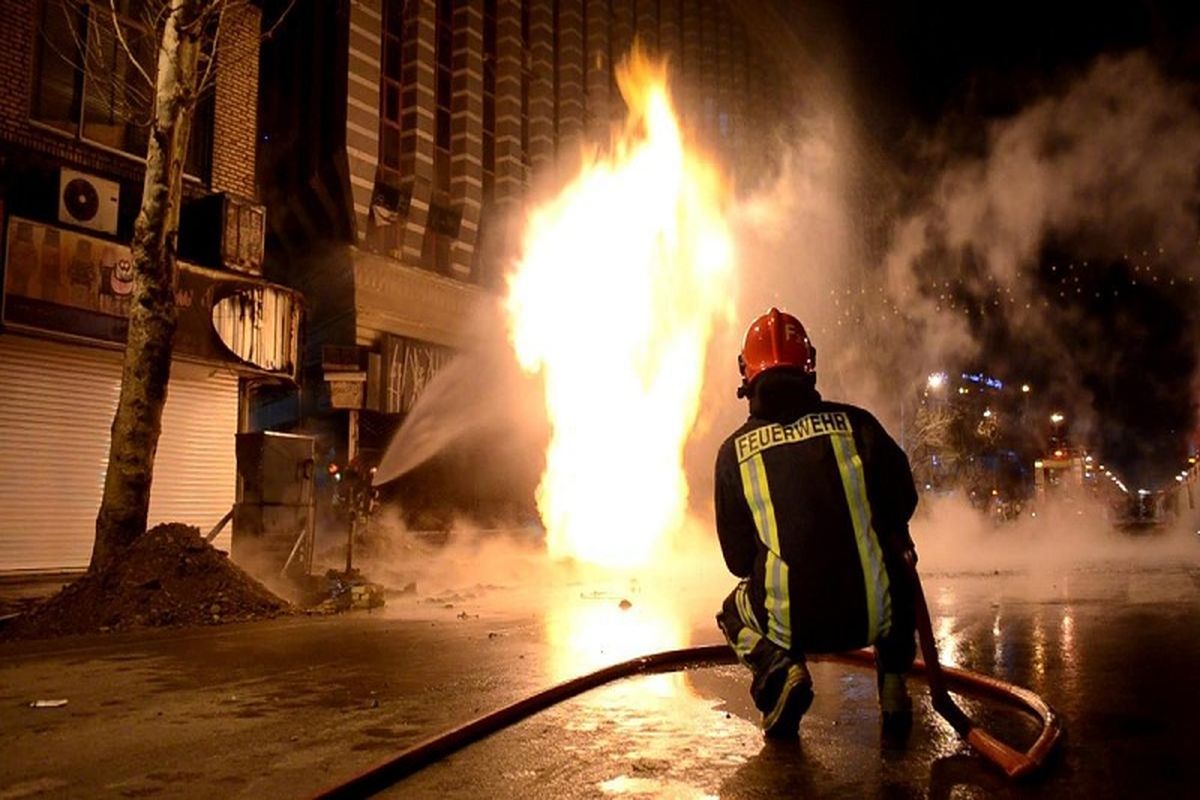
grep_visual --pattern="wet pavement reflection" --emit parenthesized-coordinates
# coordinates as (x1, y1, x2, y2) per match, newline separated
(384, 562, 1200, 799)
(2, 558, 1196, 797)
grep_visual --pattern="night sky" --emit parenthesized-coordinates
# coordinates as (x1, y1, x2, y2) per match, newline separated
(807, 1, 1200, 487)
(836, 0, 1200, 134)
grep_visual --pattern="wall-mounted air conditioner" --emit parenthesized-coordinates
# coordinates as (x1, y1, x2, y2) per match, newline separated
(58, 168, 120, 235)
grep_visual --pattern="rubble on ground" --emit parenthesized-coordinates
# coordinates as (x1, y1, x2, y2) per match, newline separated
(1, 523, 290, 640)
(303, 569, 386, 613)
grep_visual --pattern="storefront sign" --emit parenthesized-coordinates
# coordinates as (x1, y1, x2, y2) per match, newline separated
(3, 216, 299, 378)
(381, 333, 452, 414)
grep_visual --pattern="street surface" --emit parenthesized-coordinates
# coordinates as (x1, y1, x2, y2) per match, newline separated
(1, 533, 1198, 799)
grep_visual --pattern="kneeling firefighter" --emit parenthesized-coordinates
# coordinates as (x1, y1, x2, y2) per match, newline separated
(714, 308, 920, 739)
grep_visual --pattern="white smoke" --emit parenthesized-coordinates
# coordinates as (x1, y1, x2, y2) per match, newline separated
(875, 52, 1200, 450)
(687, 49, 1200, 570)
(359, 50, 1200, 613)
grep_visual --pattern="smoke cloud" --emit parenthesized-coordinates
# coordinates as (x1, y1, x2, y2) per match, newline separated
(873, 52, 1200, 486)
(359, 48, 1200, 617)
(687, 48, 1200, 574)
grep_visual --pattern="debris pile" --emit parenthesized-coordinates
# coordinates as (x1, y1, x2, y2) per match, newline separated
(305, 569, 386, 613)
(2, 523, 290, 640)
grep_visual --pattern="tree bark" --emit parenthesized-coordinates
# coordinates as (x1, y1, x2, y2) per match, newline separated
(91, 0, 209, 572)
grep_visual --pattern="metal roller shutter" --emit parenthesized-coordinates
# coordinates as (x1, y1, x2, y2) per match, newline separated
(0, 335, 237, 573)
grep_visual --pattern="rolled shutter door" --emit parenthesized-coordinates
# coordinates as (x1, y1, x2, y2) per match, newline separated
(0, 335, 237, 573)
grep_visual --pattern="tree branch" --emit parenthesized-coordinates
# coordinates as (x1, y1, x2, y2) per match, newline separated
(261, 0, 298, 43)
(196, 0, 298, 97)
(108, 0, 155, 89)
(195, 0, 225, 96)
(46, 0, 90, 77)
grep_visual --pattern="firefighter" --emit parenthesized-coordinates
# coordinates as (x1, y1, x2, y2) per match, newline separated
(714, 308, 919, 739)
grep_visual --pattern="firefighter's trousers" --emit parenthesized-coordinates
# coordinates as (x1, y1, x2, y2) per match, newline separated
(716, 576, 916, 706)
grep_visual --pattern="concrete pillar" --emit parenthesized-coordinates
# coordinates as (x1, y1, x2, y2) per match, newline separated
(610, 0, 634, 120)
(635, 0, 657, 53)
(556, 0, 586, 167)
(584, 0, 611, 143)
(450, 0, 485, 280)
(398, 0, 437, 265)
(528, 0, 556, 174)
(494, 0, 525, 206)
(346, 0, 383, 241)
(679, 0, 701, 129)
(659, 0, 681, 81)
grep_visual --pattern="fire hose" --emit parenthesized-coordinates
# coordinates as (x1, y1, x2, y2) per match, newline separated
(312, 575, 1063, 799)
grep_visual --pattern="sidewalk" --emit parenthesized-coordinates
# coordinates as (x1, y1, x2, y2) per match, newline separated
(0, 572, 81, 619)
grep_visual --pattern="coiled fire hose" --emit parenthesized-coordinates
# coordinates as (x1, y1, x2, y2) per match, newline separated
(313, 574, 1063, 799)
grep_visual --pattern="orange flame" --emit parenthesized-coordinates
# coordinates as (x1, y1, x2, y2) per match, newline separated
(506, 50, 735, 569)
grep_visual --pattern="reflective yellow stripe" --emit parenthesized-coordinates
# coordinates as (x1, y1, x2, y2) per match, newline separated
(831, 433, 892, 641)
(734, 626, 762, 661)
(739, 453, 791, 649)
(735, 581, 756, 631)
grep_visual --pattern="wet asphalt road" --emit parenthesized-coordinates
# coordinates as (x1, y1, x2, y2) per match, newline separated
(1, 555, 1198, 799)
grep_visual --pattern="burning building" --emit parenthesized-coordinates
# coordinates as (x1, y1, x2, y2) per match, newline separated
(254, 0, 798, 510)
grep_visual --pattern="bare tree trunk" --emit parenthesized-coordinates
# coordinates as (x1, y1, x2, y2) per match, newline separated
(92, 0, 208, 572)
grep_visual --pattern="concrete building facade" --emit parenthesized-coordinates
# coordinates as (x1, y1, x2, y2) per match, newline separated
(257, 0, 796, 481)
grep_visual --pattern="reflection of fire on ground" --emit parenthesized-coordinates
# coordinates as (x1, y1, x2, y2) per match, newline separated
(544, 575, 688, 693)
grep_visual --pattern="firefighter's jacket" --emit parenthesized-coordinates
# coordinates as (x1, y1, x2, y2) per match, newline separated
(715, 399, 918, 655)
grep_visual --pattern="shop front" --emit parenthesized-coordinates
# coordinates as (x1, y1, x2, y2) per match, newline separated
(0, 217, 301, 574)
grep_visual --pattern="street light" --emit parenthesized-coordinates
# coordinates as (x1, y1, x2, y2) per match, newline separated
(1050, 412, 1065, 424)
(982, 409, 993, 418)
(1021, 384, 1031, 393)
(927, 372, 947, 391)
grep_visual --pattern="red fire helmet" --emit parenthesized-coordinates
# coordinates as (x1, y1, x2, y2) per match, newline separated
(738, 307, 815, 385)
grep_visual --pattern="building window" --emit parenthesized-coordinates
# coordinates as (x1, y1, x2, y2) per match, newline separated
(375, 0, 416, 257)
(32, 0, 213, 179)
(435, 0, 453, 155)
(379, 0, 405, 179)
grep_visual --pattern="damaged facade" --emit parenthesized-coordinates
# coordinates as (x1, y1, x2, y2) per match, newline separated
(255, 0, 795, 497)
(0, 0, 302, 573)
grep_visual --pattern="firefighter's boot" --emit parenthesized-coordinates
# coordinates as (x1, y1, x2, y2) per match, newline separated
(758, 658, 814, 739)
(879, 672, 913, 739)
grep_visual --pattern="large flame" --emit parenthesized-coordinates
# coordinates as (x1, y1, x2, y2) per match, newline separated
(506, 51, 735, 568)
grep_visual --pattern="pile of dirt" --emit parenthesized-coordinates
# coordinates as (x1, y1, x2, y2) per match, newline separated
(2, 523, 290, 640)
